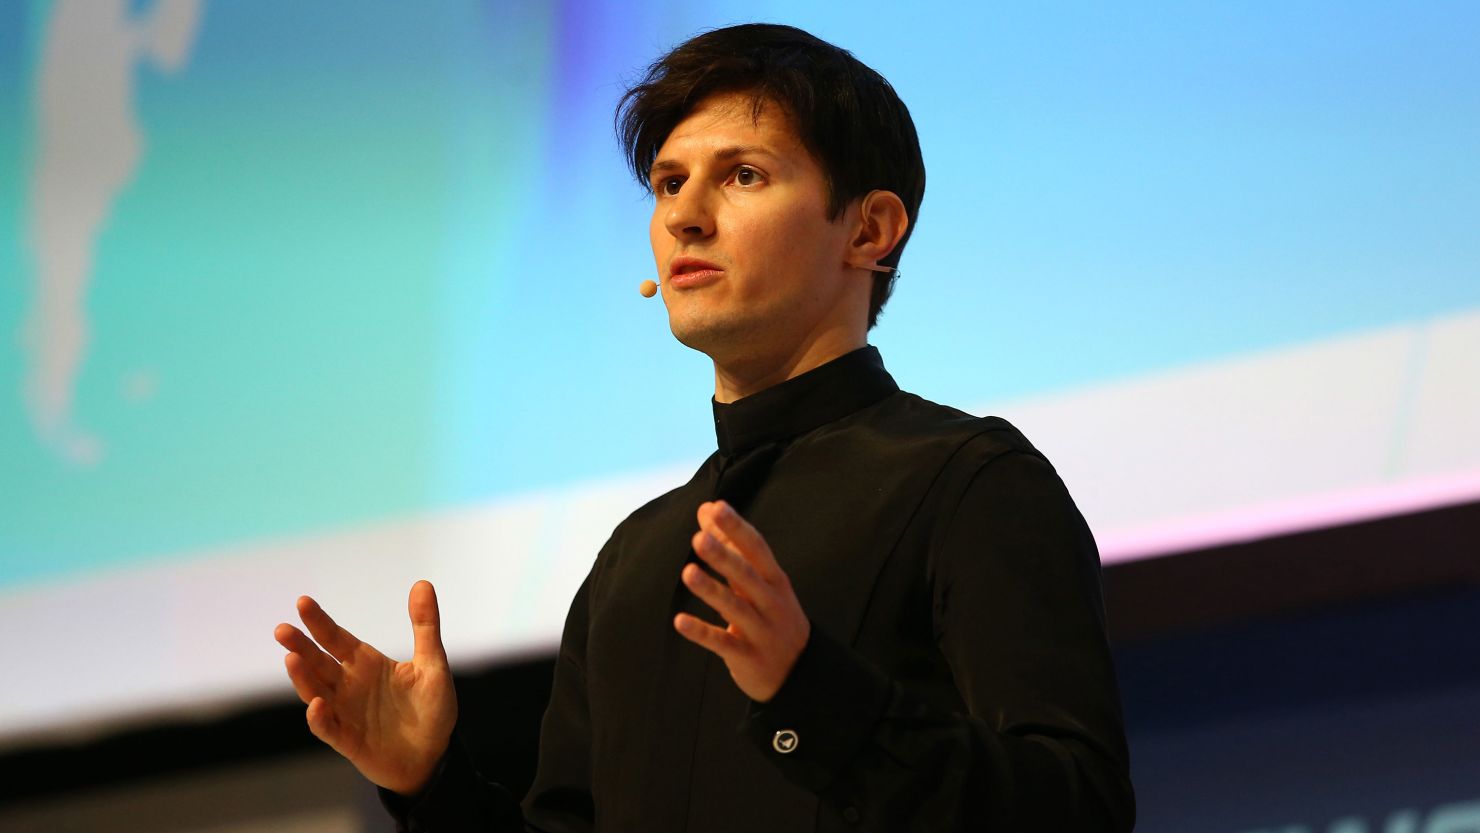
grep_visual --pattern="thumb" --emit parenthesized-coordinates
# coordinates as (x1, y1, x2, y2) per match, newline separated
(408, 580, 448, 666)
(306, 696, 344, 752)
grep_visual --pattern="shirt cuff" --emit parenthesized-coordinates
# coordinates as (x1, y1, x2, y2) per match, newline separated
(739, 621, 893, 792)
(376, 737, 520, 833)
(377, 749, 452, 832)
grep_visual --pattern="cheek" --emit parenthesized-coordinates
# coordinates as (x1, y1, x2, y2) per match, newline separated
(731, 200, 803, 253)
(649, 213, 669, 268)
(741, 204, 837, 274)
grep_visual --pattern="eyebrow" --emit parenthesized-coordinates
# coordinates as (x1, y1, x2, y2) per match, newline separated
(649, 145, 780, 179)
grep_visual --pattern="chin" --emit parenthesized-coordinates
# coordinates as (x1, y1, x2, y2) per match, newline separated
(668, 310, 761, 360)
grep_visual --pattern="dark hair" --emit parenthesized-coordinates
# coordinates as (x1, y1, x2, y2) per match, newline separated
(616, 23, 926, 329)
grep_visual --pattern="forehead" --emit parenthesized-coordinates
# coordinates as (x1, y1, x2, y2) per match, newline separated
(655, 91, 805, 157)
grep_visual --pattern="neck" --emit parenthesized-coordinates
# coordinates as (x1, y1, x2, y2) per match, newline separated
(711, 324, 866, 404)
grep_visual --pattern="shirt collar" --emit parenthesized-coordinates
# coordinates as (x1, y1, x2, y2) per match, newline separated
(711, 345, 899, 456)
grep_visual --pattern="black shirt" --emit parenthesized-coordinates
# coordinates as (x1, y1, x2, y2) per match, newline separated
(387, 345, 1135, 832)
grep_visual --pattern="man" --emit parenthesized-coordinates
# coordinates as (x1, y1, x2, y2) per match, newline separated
(275, 23, 1135, 832)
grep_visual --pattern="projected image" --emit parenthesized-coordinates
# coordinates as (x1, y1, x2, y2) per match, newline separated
(0, 0, 1476, 744)
(24, 0, 203, 467)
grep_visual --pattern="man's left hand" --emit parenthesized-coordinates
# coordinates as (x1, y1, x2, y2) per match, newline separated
(674, 500, 810, 703)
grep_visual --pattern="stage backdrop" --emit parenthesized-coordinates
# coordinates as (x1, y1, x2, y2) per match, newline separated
(1, 1, 1477, 746)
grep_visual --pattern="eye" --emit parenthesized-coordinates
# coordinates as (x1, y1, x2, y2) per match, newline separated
(733, 166, 761, 186)
(657, 176, 684, 196)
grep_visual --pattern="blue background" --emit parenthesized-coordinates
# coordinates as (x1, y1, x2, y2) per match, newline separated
(2, 1, 1477, 585)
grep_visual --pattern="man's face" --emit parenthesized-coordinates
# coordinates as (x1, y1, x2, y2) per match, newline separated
(648, 91, 859, 364)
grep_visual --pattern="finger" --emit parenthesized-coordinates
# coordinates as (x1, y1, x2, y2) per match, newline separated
(691, 529, 768, 605)
(681, 562, 764, 632)
(700, 501, 784, 583)
(305, 696, 345, 752)
(673, 612, 742, 659)
(284, 650, 334, 697)
(408, 580, 448, 665)
(274, 622, 341, 678)
(284, 652, 333, 706)
(297, 596, 363, 663)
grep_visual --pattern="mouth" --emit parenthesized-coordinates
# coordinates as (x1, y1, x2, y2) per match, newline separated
(668, 256, 724, 289)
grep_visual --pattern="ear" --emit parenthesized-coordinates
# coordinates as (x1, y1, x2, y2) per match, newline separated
(845, 190, 910, 271)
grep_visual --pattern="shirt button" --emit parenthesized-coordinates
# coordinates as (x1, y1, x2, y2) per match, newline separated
(843, 806, 861, 824)
(771, 729, 799, 754)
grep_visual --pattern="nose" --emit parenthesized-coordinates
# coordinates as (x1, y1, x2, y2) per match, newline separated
(663, 181, 715, 241)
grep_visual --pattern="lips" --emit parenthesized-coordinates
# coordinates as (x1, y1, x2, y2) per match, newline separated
(668, 255, 724, 288)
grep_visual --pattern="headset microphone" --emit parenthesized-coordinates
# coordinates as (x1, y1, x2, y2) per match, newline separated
(639, 279, 659, 298)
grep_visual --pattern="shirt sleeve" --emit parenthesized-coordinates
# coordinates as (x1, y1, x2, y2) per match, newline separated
(377, 735, 525, 833)
(740, 449, 1136, 832)
(379, 569, 599, 833)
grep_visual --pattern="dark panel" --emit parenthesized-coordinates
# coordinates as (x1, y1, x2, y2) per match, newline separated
(0, 656, 556, 808)
(1119, 587, 1480, 833)
(1102, 499, 1480, 641)
(4, 497, 1478, 822)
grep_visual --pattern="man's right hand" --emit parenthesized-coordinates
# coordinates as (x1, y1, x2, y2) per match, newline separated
(273, 579, 457, 797)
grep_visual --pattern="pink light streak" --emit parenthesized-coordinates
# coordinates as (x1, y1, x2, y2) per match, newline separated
(1097, 469, 1480, 564)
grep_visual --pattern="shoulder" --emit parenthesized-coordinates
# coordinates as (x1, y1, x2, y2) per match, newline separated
(596, 453, 717, 553)
(623, 457, 716, 524)
(584, 457, 716, 592)
(865, 391, 1084, 534)
(862, 389, 1052, 470)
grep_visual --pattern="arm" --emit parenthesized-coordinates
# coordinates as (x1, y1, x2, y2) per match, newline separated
(380, 570, 599, 833)
(378, 737, 525, 833)
(274, 581, 527, 832)
(687, 453, 1135, 830)
(274, 581, 460, 797)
